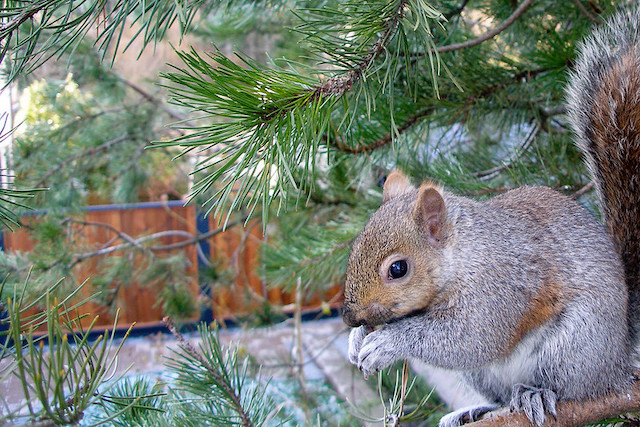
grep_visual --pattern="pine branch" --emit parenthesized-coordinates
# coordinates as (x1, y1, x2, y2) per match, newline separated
(163, 317, 256, 427)
(313, 0, 409, 99)
(0, 1, 44, 35)
(0, 0, 209, 84)
(160, 0, 444, 222)
(331, 63, 555, 155)
(474, 121, 540, 181)
(3, 281, 136, 425)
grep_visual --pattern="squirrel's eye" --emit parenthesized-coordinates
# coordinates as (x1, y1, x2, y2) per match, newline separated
(388, 260, 408, 279)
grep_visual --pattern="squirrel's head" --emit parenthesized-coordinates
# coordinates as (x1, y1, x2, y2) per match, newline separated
(342, 170, 449, 328)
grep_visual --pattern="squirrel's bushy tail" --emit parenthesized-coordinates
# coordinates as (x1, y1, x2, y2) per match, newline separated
(566, 7, 640, 346)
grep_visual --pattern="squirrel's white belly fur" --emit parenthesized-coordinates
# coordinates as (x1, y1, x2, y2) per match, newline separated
(475, 327, 544, 396)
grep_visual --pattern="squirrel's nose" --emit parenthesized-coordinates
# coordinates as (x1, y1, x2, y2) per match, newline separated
(342, 305, 364, 327)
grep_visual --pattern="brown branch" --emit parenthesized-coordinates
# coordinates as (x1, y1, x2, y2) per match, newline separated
(230, 219, 261, 285)
(443, 0, 470, 21)
(314, 0, 409, 99)
(332, 64, 556, 154)
(332, 108, 434, 153)
(150, 216, 247, 251)
(314, 1, 435, 154)
(64, 218, 153, 256)
(572, 181, 594, 199)
(69, 216, 247, 266)
(436, 0, 537, 53)
(572, 0, 601, 23)
(112, 72, 192, 126)
(470, 375, 640, 426)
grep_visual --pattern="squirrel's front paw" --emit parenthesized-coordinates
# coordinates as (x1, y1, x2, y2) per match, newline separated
(510, 384, 557, 426)
(347, 326, 368, 365)
(438, 404, 500, 427)
(357, 327, 404, 377)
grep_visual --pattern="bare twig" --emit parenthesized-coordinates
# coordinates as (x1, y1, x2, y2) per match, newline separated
(474, 121, 540, 181)
(69, 217, 248, 266)
(113, 72, 193, 127)
(150, 216, 247, 251)
(37, 134, 132, 186)
(436, 0, 536, 53)
(230, 219, 261, 285)
(256, 324, 351, 370)
(332, 108, 433, 153)
(572, 0, 601, 23)
(64, 218, 150, 254)
(293, 277, 307, 400)
(572, 181, 595, 199)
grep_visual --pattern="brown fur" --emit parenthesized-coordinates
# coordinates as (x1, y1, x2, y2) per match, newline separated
(383, 170, 414, 202)
(589, 49, 640, 341)
(507, 278, 565, 354)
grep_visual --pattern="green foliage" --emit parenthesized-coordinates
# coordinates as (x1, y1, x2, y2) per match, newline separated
(4, 44, 192, 313)
(0, 185, 42, 230)
(0, 114, 43, 231)
(159, 0, 445, 224)
(12, 73, 186, 210)
(165, 322, 284, 426)
(262, 206, 358, 293)
(378, 362, 446, 425)
(350, 361, 444, 425)
(160, 48, 326, 223)
(0, 277, 138, 425)
(96, 377, 168, 426)
(0, 0, 213, 85)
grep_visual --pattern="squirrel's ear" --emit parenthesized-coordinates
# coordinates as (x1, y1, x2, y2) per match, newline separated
(383, 170, 414, 203)
(414, 184, 446, 246)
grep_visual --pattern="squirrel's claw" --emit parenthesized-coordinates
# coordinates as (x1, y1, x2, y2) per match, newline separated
(347, 326, 368, 365)
(438, 404, 500, 427)
(510, 384, 557, 426)
(356, 327, 403, 377)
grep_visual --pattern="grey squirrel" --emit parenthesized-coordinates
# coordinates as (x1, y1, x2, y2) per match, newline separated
(342, 6, 640, 427)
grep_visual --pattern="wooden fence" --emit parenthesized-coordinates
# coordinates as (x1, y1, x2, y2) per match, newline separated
(2, 201, 342, 330)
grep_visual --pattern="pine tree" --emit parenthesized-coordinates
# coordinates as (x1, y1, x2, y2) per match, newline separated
(2, 0, 640, 425)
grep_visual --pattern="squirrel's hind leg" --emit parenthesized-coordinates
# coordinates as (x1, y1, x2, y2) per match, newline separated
(438, 404, 501, 427)
(510, 383, 557, 426)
